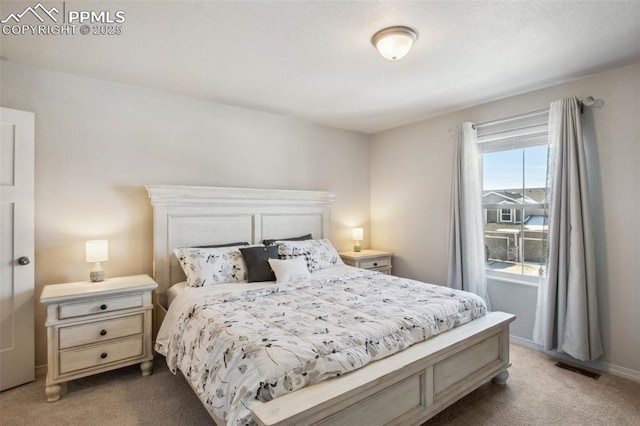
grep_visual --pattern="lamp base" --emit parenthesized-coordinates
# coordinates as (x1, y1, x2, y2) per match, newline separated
(90, 263, 105, 282)
(354, 242, 361, 252)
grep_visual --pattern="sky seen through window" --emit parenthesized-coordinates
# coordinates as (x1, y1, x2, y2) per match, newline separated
(482, 145, 548, 191)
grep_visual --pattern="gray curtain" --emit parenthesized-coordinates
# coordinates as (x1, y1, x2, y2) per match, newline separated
(447, 123, 491, 308)
(533, 97, 604, 361)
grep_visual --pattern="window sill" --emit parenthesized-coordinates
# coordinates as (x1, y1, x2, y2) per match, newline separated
(486, 270, 540, 287)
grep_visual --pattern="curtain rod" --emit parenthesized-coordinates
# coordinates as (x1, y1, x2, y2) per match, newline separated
(473, 96, 595, 129)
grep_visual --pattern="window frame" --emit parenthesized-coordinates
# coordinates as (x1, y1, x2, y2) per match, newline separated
(499, 208, 513, 223)
(477, 114, 549, 281)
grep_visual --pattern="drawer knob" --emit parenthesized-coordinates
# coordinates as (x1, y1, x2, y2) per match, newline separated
(373, 262, 378, 266)
(100, 329, 107, 336)
(100, 353, 108, 359)
(100, 304, 107, 310)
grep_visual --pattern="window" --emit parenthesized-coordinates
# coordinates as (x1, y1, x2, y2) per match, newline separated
(478, 115, 549, 277)
(499, 208, 513, 223)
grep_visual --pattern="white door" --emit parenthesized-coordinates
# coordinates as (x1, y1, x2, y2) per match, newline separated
(0, 107, 35, 391)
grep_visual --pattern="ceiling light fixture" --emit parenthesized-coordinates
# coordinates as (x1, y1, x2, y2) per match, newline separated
(371, 26, 418, 61)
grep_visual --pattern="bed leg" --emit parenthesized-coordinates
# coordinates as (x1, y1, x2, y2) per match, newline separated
(491, 370, 509, 385)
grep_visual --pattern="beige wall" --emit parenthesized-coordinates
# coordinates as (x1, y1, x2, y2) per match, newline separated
(2, 59, 638, 378)
(0, 62, 371, 367)
(370, 64, 640, 377)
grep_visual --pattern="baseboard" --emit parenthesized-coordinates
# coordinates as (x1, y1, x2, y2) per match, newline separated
(35, 364, 47, 378)
(509, 335, 640, 383)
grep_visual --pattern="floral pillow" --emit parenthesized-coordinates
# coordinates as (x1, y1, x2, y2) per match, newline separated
(174, 246, 248, 287)
(277, 239, 344, 272)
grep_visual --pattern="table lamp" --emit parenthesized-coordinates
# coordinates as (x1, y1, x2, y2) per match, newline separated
(352, 228, 363, 252)
(86, 240, 108, 282)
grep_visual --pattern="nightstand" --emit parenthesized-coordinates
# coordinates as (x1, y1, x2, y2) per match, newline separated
(339, 250, 394, 274)
(40, 274, 157, 402)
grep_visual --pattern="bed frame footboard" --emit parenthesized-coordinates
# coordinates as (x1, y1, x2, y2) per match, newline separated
(252, 311, 515, 426)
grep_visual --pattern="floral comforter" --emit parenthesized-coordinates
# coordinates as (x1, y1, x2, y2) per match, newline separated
(156, 267, 487, 425)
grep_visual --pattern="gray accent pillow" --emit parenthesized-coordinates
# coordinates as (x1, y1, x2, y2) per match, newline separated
(195, 241, 249, 248)
(263, 234, 312, 246)
(240, 245, 279, 282)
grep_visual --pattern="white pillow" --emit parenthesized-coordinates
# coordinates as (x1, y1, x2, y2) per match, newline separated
(268, 257, 311, 283)
(174, 246, 248, 287)
(277, 239, 344, 272)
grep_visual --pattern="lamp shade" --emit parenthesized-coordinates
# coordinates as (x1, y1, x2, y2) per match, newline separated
(352, 228, 364, 241)
(371, 26, 418, 61)
(86, 240, 108, 263)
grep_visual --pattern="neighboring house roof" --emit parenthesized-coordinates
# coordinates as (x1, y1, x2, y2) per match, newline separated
(524, 215, 548, 230)
(484, 191, 537, 205)
(483, 189, 546, 205)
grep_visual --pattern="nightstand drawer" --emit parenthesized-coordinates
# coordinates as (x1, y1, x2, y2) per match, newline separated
(59, 336, 143, 375)
(360, 257, 391, 269)
(59, 314, 143, 349)
(59, 294, 143, 319)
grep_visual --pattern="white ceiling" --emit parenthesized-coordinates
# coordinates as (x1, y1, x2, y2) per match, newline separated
(1, 1, 639, 134)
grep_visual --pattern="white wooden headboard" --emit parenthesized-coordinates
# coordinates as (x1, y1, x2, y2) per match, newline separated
(146, 185, 334, 306)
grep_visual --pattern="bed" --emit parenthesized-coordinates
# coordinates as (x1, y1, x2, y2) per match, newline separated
(147, 184, 514, 426)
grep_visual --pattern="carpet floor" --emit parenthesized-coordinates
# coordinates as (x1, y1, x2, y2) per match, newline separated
(1, 343, 639, 425)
